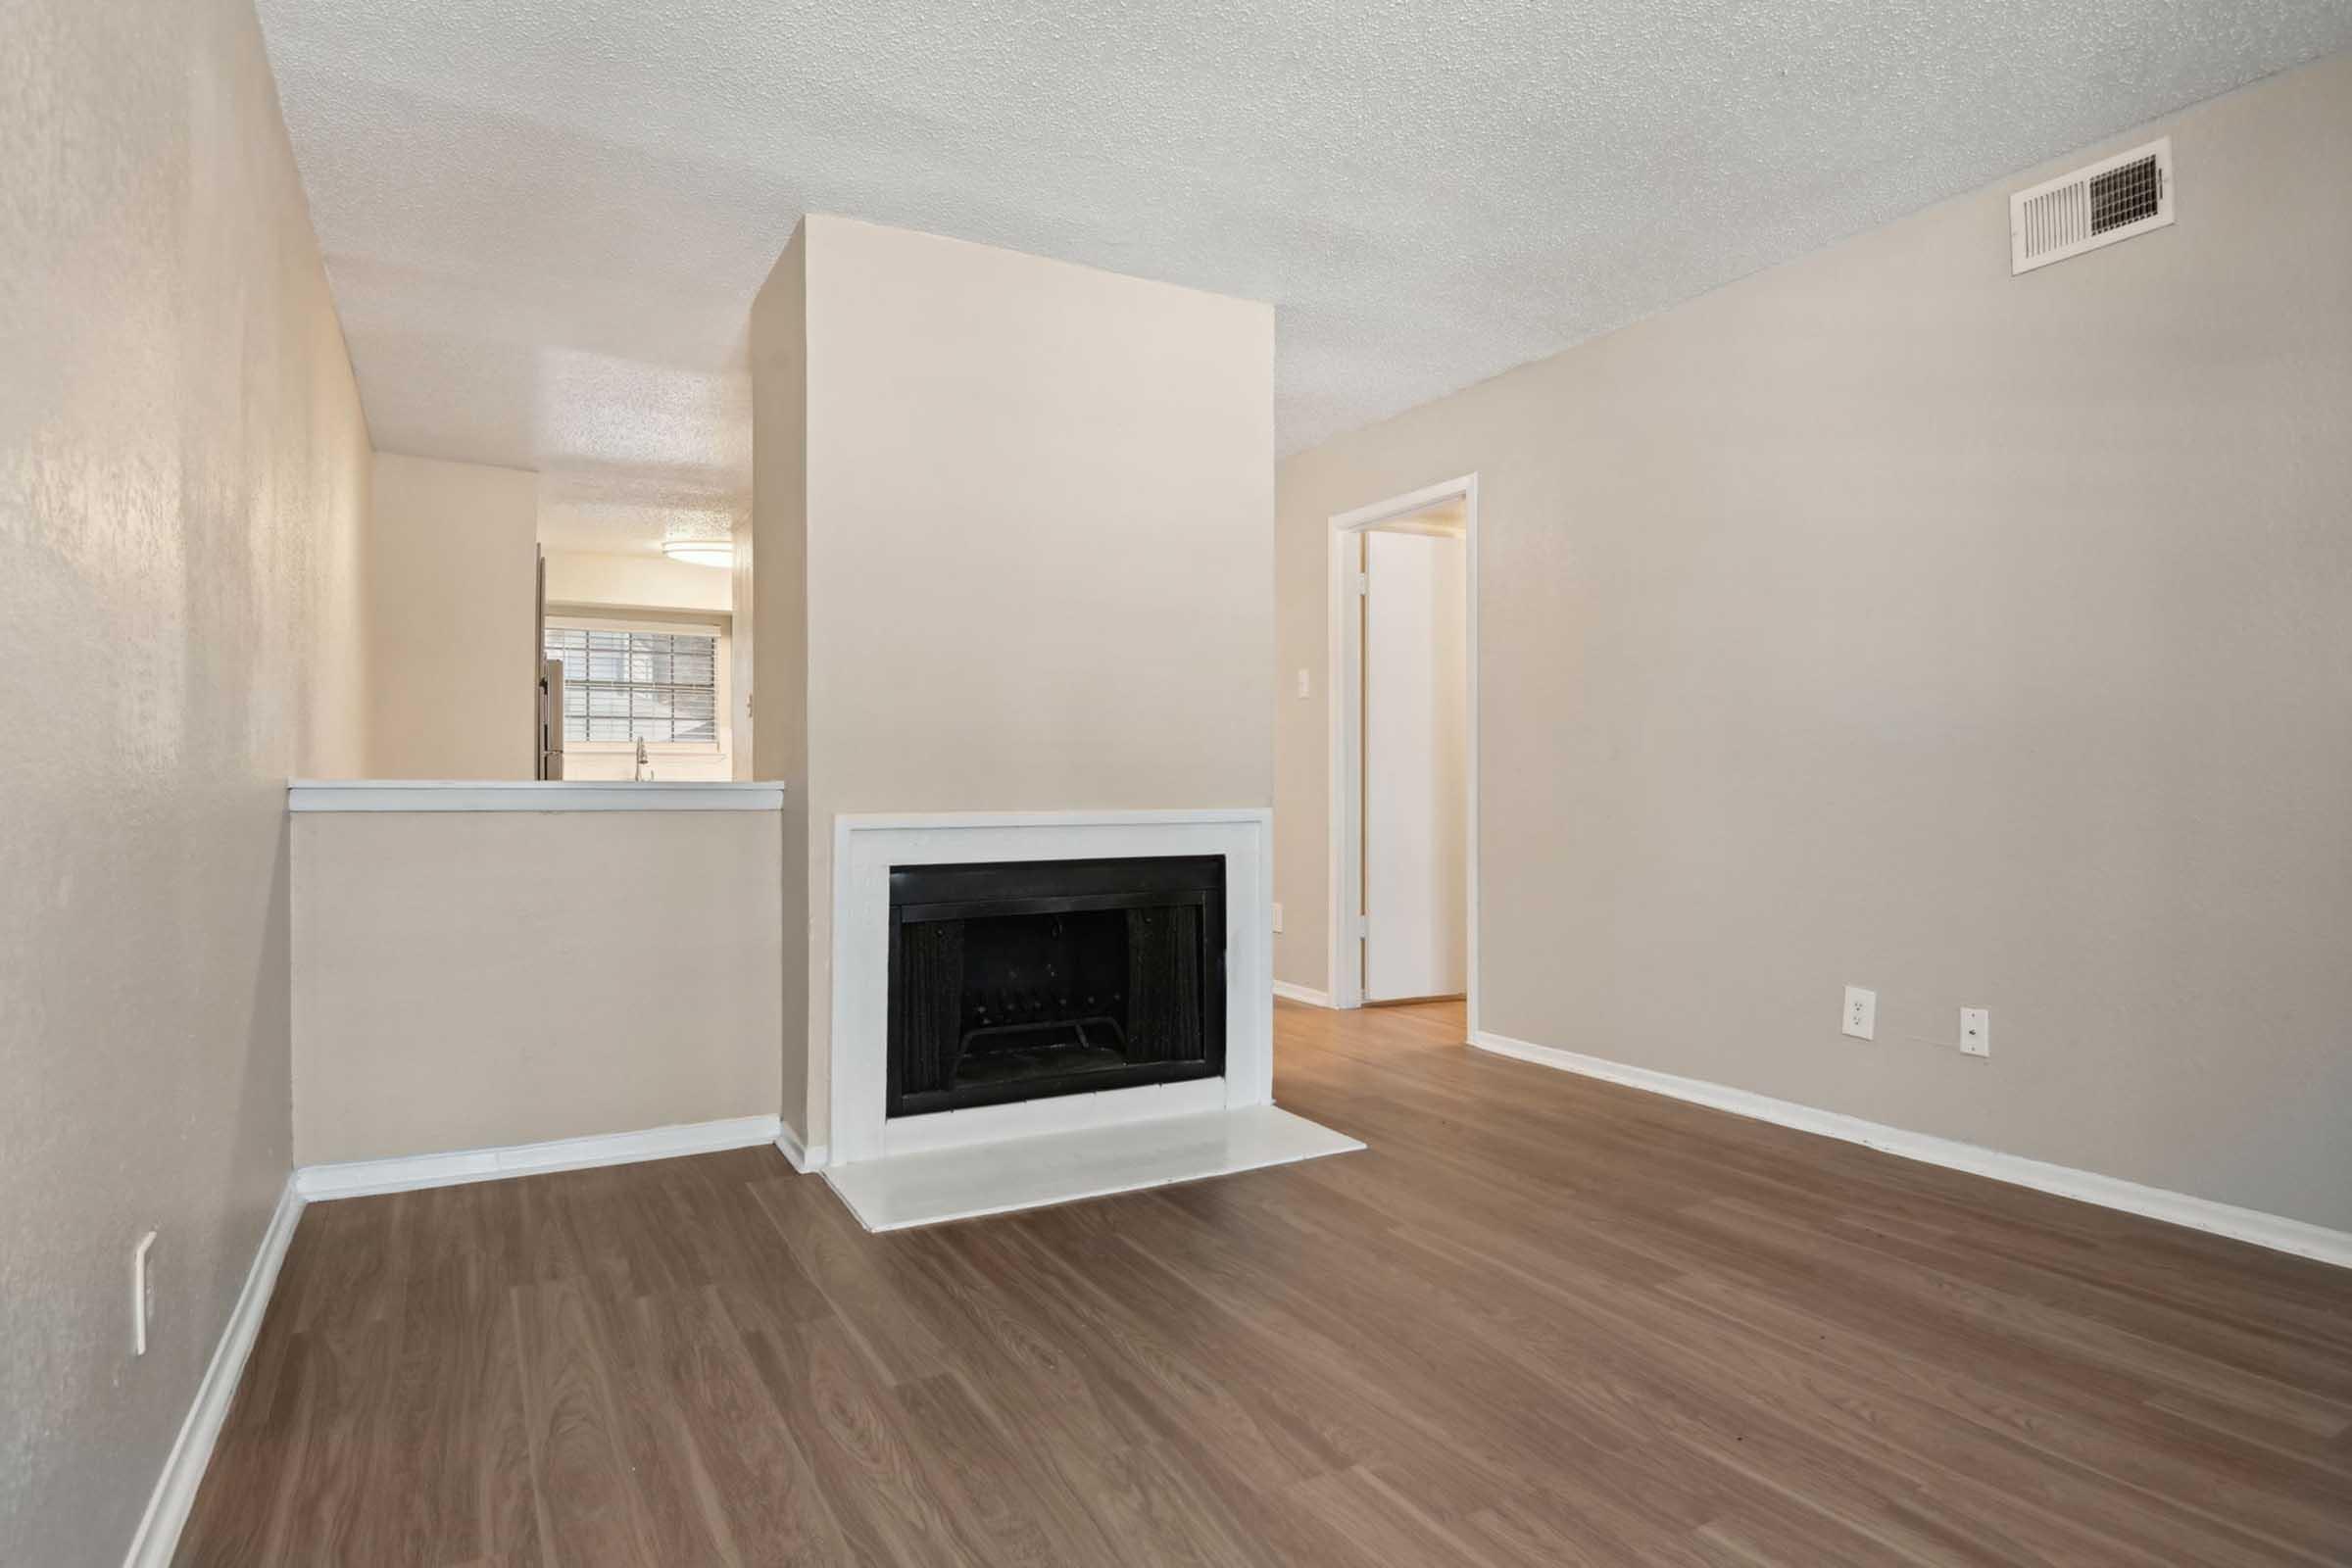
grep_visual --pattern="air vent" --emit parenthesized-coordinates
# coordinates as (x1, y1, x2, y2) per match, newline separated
(2010, 137, 2173, 274)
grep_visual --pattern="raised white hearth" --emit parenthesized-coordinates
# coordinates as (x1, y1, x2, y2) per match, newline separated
(825, 1104, 1363, 1231)
(823, 808, 1360, 1228)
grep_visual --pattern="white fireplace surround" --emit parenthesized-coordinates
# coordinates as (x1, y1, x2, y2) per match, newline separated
(827, 808, 1275, 1166)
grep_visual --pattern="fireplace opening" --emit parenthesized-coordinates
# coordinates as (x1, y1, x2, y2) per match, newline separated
(887, 856, 1225, 1117)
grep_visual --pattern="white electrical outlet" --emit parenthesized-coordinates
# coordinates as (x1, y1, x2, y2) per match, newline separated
(1842, 986, 1877, 1040)
(1271, 902, 1284, 934)
(132, 1231, 158, 1356)
(1960, 1006, 1990, 1057)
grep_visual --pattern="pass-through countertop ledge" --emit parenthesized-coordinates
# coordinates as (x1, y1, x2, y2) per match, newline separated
(287, 779, 785, 812)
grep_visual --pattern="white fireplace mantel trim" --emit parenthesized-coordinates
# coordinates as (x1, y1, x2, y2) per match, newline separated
(835, 808, 1274, 832)
(826, 808, 1276, 1167)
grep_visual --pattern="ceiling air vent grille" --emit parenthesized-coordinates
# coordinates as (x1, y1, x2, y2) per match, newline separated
(2011, 137, 2173, 274)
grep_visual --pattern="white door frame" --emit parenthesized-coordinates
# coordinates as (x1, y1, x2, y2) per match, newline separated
(1326, 473, 1480, 1031)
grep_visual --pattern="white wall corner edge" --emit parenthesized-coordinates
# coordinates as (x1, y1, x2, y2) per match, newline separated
(1272, 980, 1335, 1007)
(775, 1121, 829, 1173)
(122, 1174, 305, 1568)
(294, 1113, 783, 1201)
(1468, 1030, 2352, 1271)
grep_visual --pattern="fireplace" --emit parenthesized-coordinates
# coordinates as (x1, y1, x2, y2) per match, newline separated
(886, 856, 1226, 1118)
(830, 811, 1272, 1166)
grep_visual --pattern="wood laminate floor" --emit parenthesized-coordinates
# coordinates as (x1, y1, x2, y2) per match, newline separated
(176, 1001, 2352, 1566)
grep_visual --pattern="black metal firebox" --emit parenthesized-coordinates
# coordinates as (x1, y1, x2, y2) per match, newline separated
(886, 856, 1226, 1118)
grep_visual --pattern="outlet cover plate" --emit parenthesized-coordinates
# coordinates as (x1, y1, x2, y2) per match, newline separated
(132, 1231, 158, 1356)
(1960, 1006, 1990, 1057)
(1842, 986, 1877, 1041)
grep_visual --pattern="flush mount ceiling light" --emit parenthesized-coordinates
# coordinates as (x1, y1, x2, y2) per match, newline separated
(661, 538, 733, 567)
(660, 520, 733, 568)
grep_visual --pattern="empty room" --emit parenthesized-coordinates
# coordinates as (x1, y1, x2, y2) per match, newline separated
(6, 1, 2350, 1564)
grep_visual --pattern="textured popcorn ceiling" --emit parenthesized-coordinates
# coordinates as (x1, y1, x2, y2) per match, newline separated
(256, 0, 2352, 529)
(536, 484, 737, 558)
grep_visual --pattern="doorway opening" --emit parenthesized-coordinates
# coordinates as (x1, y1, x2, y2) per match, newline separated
(1326, 475, 1478, 1029)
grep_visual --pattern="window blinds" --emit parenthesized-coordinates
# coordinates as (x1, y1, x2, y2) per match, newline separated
(543, 627, 718, 746)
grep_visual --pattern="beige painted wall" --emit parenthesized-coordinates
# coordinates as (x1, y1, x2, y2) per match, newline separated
(728, 511, 758, 779)
(543, 548, 732, 614)
(749, 223, 811, 1129)
(1276, 53, 2352, 1232)
(754, 216, 1276, 1147)
(0, 0, 373, 1559)
(292, 810, 784, 1164)
(368, 452, 538, 779)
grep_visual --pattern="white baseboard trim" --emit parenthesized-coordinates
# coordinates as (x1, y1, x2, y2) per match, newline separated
(1273, 980, 1334, 1007)
(122, 1174, 304, 1568)
(295, 1114, 783, 1201)
(775, 1121, 828, 1173)
(1468, 1030, 2352, 1270)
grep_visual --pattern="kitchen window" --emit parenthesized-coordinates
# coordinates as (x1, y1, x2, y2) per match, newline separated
(542, 623, 720, 747)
